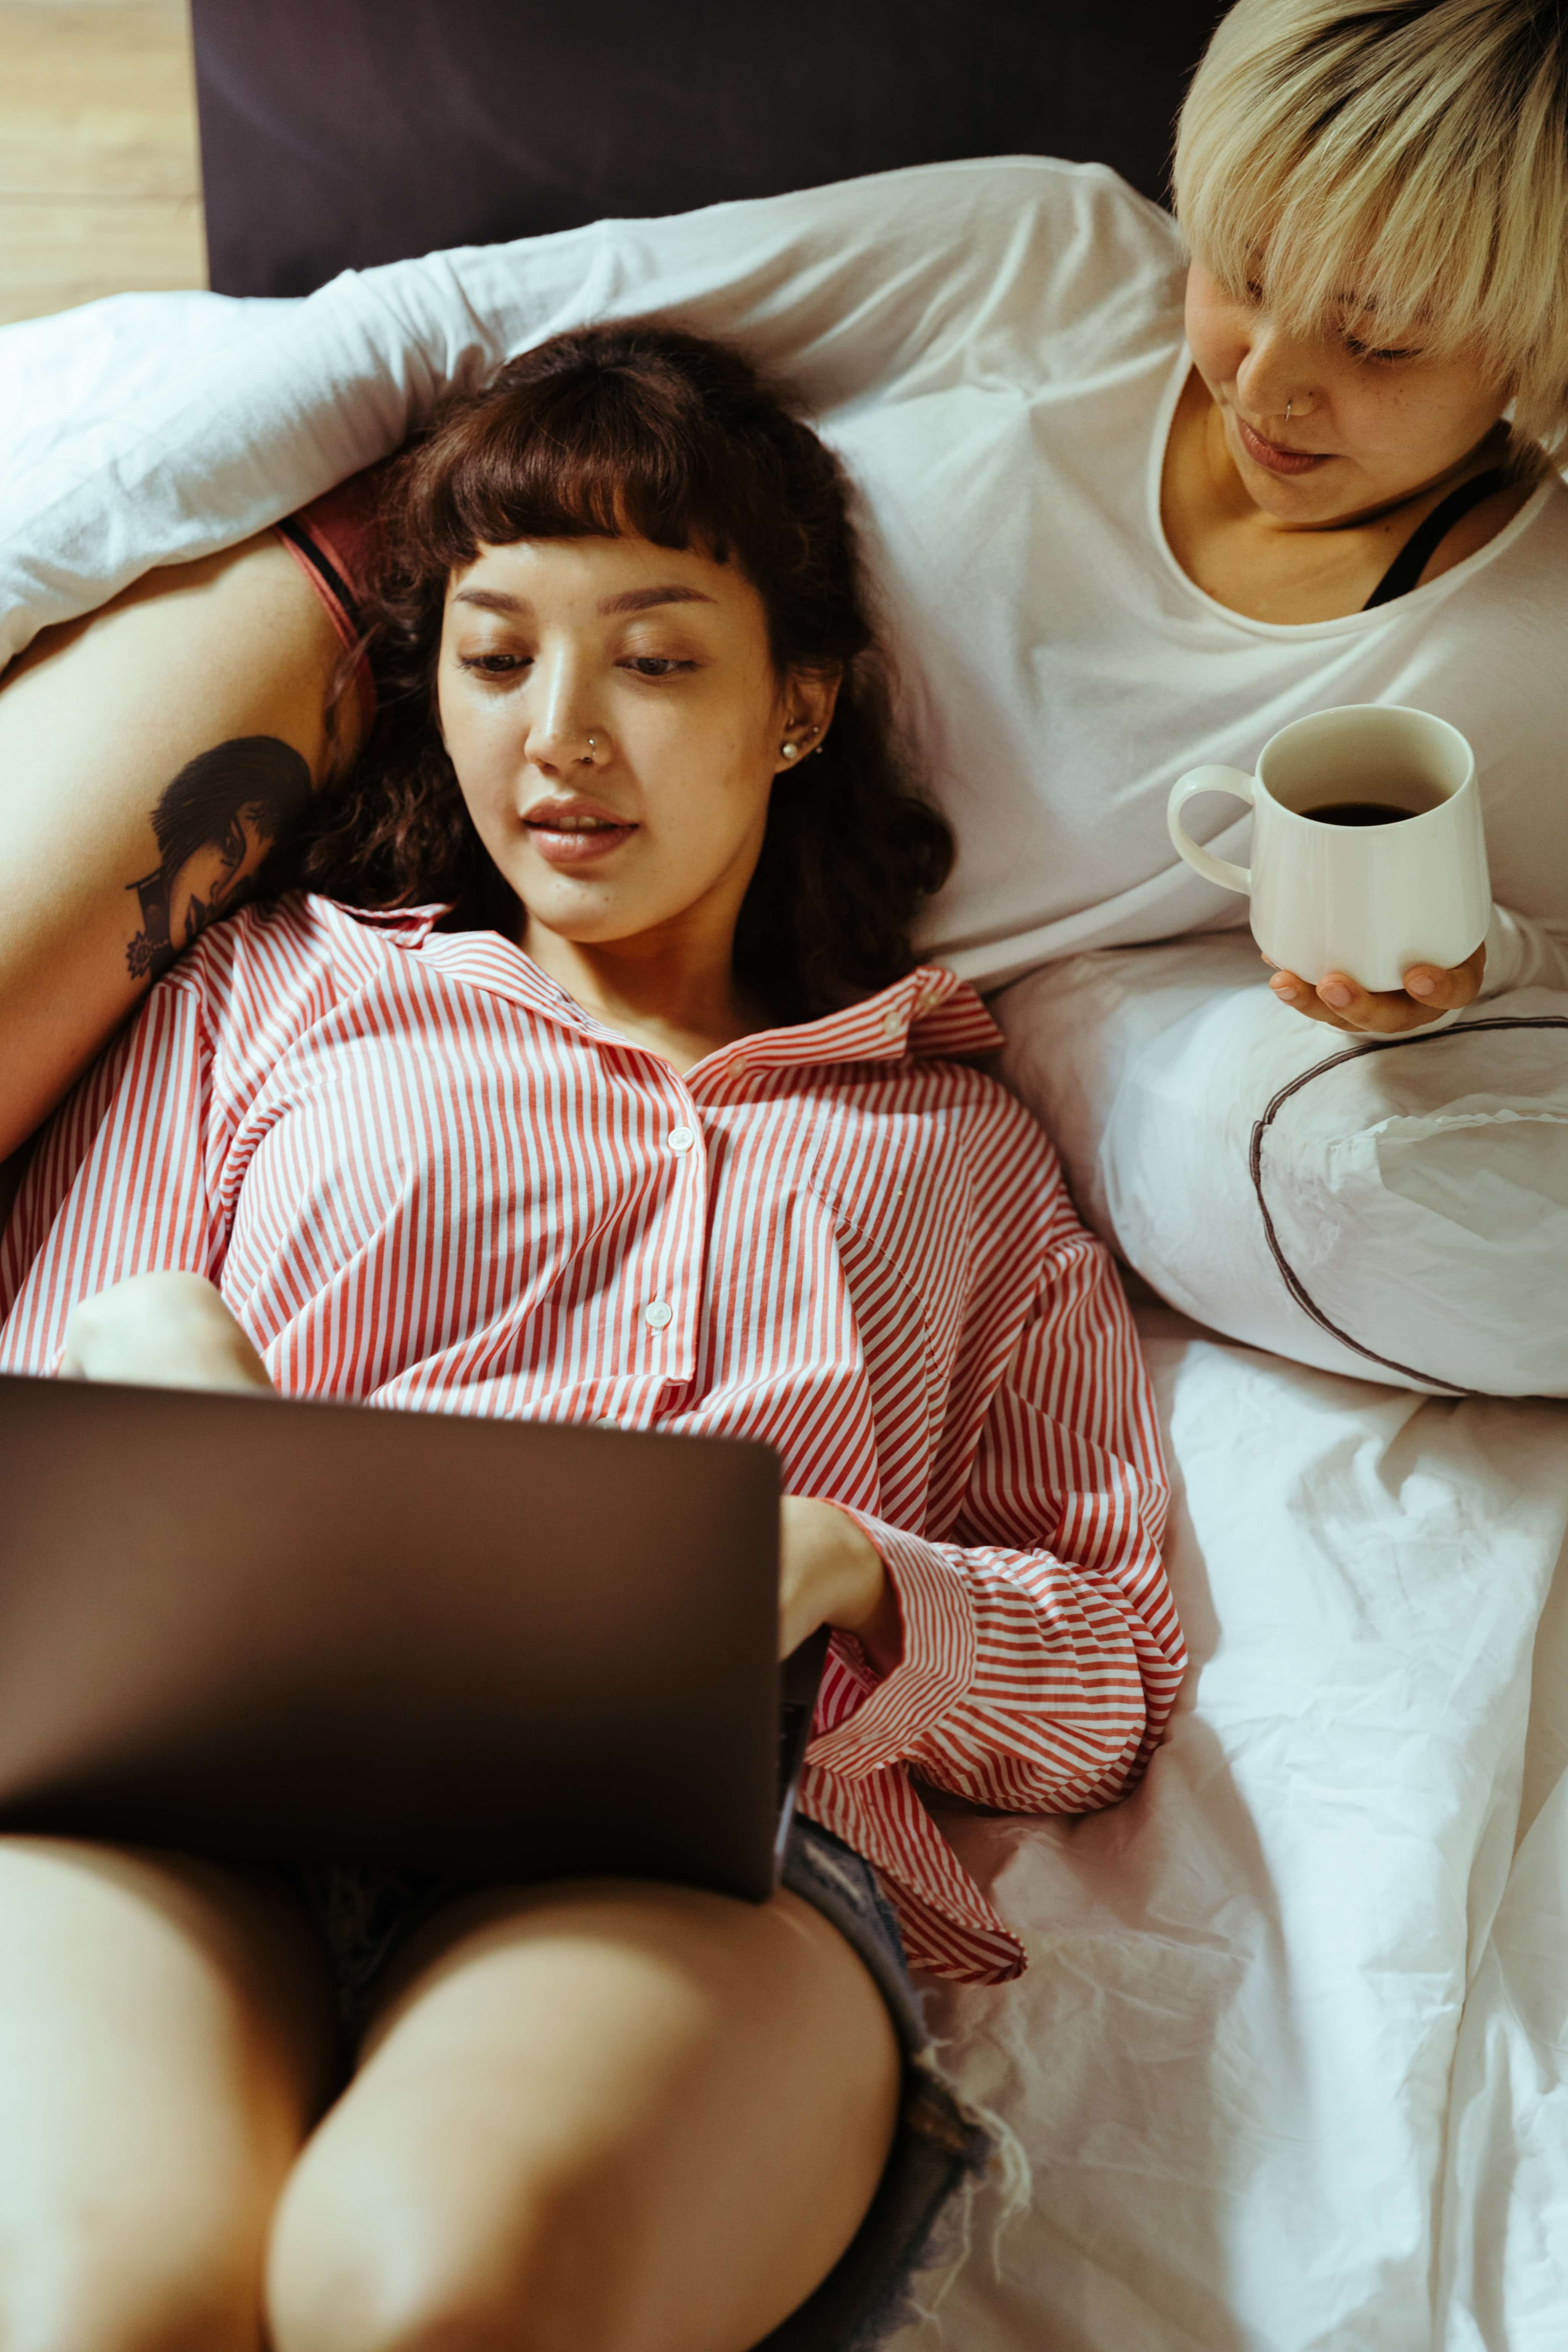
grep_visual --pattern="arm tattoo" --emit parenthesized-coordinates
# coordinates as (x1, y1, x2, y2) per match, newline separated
(126, 736, 313, 981)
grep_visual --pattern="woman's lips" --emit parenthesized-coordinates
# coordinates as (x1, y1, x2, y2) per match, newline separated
(523, 802, 638, 868)
(1235, 414, 1332, 477)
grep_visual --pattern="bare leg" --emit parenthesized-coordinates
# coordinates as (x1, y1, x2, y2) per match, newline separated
(0, 534, 357, 1159)
(268, 1877, 903, 2352)
(0, 1836, 334, 2352)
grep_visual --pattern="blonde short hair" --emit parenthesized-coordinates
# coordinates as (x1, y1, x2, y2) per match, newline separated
(1173, 0, 1568, 453)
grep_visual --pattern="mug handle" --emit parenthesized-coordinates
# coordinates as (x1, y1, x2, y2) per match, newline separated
(1166, 766, 1255, 895)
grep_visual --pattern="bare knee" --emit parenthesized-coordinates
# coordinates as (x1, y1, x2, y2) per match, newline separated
(268, 1880, 899, 2352)
(0, 1840, 332, 2352)
(0, 2236, 263, 2352)
(268, 2157, 644, 2352)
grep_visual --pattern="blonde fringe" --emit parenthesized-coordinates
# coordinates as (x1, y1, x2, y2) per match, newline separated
(1173, 0, 1568, 453)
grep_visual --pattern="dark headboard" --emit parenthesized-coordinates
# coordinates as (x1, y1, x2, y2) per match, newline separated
(192, 0, 1226, 299)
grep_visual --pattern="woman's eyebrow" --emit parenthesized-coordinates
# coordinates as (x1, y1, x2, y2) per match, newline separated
(451, 587, 527, 614)
(598, 585, 716, 615)
(450, 584, 715, 617)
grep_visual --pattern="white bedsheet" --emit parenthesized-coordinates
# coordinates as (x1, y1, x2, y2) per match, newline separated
(0, 294, 280, 539)
(893, 1303, 1568, 2350)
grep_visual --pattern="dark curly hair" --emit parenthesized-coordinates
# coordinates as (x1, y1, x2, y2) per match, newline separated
(287, 323, 954, 1024)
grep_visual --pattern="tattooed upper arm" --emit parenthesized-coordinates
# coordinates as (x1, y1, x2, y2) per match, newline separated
(127, 736, 314, 981)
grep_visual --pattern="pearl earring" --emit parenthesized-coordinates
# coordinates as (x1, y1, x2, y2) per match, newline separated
(781, 741, 799, 759)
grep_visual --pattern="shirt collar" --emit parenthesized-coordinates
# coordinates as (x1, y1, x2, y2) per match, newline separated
(361, 908, 1002, 1068)
(727, 966, 1002, 1071)
(337, 900, 450, 941)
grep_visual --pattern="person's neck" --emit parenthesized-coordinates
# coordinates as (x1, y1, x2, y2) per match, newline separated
(520, 920, 765, 1075)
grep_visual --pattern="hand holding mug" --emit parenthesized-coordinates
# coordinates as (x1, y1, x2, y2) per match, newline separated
(1167, 706, 1491, 1033)
(1264, 939, 1486, 1034)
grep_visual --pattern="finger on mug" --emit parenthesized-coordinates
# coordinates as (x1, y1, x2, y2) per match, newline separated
(1268, 968, 1355, 1029)
(1313, 974, 1439, 1033)
(1401, 942, 1486, 1010)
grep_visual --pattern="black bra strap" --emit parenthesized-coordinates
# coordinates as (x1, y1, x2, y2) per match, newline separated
(1362, 467, 1513, 609)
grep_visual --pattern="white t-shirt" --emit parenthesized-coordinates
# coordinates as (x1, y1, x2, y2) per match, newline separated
(4, 157, 1565, 990)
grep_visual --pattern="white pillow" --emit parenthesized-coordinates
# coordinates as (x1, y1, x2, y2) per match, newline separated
(993, 934, 1568, 1396)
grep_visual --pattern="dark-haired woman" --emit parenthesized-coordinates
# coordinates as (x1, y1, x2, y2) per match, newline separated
(0, 327, 1180, 2352)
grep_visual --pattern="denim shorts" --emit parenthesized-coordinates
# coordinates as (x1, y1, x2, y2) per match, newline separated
(289, 1816, 994, 2351)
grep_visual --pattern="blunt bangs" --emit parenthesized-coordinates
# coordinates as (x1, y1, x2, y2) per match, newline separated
(389, 336, 845, 665)
(415, 366, 736, 567)
(1174, 0, 1568, 451)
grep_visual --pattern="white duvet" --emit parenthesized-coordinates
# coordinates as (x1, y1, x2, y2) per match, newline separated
(893, 1302, 1568, 2350)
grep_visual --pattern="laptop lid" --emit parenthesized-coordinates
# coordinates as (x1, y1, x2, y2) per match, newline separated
(0, 1373, 785, 1903)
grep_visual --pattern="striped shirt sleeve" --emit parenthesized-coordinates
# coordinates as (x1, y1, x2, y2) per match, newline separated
(0, 974, 223, 1362)
(806, 1214, 1182, 1817)
(0, 902, 350, 1363)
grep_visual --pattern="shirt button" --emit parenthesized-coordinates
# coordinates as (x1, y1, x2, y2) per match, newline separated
(881, 1007, 903, 1037)
(644, 1300, 674, 1331)
(667, 1125, 696, 1153)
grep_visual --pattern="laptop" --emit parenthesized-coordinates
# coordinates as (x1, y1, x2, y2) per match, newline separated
(0, 1372, 826, 1903)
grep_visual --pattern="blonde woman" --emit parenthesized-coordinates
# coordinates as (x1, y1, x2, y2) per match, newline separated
(4, 0, 1567, 1169)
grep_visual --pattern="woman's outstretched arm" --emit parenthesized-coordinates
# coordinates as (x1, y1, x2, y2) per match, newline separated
(0, 532, 355, 1163)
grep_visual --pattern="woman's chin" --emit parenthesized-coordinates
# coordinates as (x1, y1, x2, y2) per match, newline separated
(512, 886, 647, 951)
(506, 857, 622, 924)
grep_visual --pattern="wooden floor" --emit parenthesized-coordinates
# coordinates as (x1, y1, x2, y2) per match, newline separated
(0, 0, 206, 325)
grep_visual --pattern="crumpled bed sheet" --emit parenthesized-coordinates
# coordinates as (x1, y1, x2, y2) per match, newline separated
(891, 1302, 1568, 2350)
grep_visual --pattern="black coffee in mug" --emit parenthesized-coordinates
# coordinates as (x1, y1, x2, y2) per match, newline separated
(1306, 779, 1444, 827)
(1309, 800, 1412, 826)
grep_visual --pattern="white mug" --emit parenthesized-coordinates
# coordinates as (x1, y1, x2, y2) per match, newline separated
(1166, 704, 1491, 993)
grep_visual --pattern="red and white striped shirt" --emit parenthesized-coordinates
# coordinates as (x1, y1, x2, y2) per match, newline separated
(0, 895, 1183, 1981)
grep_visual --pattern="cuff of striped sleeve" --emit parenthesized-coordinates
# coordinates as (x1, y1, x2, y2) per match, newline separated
(804, 1514, 977, 1780)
